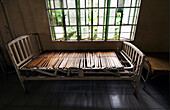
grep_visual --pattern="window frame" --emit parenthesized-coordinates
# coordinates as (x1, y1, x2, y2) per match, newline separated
(45, 0, 141, 42)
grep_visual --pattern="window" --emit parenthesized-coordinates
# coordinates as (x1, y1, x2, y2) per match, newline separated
(45, 0, 141, 41)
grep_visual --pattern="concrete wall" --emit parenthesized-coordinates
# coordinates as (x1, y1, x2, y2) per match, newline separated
(133, 0, 169, 52)
(0, 0, 169, 64)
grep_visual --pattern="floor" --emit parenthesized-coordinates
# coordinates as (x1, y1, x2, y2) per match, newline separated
(0, 71, 169, 110)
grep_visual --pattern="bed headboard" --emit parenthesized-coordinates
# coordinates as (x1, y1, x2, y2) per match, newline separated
(6, 34, 42, 68)
(122, 41, 145, 74)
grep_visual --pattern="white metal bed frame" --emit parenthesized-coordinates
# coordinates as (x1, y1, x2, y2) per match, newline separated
(6, 34, 145, 94)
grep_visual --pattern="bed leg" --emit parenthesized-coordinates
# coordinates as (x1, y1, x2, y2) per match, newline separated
(79, 70, 84, 77)
(143, 70, 150, 89)
(16, 69, 28, 93)
(134, 76, 141, 95)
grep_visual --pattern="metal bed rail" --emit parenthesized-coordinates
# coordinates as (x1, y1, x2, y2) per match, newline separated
(6, 34, 145, 95)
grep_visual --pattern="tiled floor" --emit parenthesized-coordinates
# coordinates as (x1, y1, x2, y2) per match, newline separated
(0, 72, 169, 110)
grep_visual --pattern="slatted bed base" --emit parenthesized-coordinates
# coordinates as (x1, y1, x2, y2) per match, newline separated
(6, 34, 145, 95)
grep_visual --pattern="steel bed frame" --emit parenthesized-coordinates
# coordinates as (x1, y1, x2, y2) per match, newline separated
(6, 34, 145, 94)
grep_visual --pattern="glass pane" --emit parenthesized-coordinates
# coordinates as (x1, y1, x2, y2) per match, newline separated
(132, 0, 137, 7)
(108, 26, 119, 39)
(132, 26, 136, 33)
(56, 10, 62, 25)
(121, 26, 132, 32)
(137, 0, 141, 7)
(131, 26, 136, 40)
(99, 9, 104, 25)
(69, 10, 77, 25)
(124, 0, 131, 7)
(81, 26, 90, 40)
(87, 0, 92, 7)
(80, 0, 85, 8)
(81, 26, 89, 34)
(129, 8, 134, 24)
(81, 34, 89, 39)
(64, 10, 69, 25)
(118, 0, 124, 7)
(46, 0, 50, 9)
(109, 26, 119, 33)
(109, 9, 116, 25)
(48, 10, 52, 25)
(55, 27, 64, 33)
(67, 0, 76, 8)
(134, 8, 140, 24)
(108, 33, 115, 39)
(93, 0, 98, 7)
(50, 0, 54, 9)
(99, 0, 105, 7)
(97, 26, 104, 39)
(55, 34, 65, 39)
(66, 26, 77, 40)
(54, 27, 64, 39)
(80, 9, 85, 25)
(97, 26, 103, 33)
(55, 0, 62, 8)
(50, 27, 56, 40)
(52, 10, 57, 26)
(63, 0, 67, 8)
(120, 33, 131, 39)
(130, 8, 135, 16)
(129, 17, 133, 24)
(93, 26, 103, 40)
(86, 9, 89, 25)
(110, 0, 117, 7)
(88, 9, 92, 25)
(116, 12, 122, 25)
(93, 9, 98, 25)
(122, 8, 130, 24)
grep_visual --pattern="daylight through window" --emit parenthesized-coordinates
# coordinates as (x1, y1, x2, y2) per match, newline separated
(45, 0, 141, 41)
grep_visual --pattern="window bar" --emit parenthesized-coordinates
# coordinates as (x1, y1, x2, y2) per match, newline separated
(75, 0, 80, 41)
(60, 0, 67, 40)
(118, 0, 124, 40)
(130, 0, 137, 40)
(48, 0, 52, 26)
(128, 0, 133, 24)
(50, 24, 137, 27)
(114, 0, 119, 25)
(91, 0, 93, 41)
(102, 0, 106, 40)
(105, 0, 111, 41)
(53, 0, 58, 26)
(78, 0, 81, 39)
(97, 0, 99, 25)
(53, 0, 57, 40)
(85, 0, 86, 25)
(48, 0, 56, 40)
(66, 0, 70, 25)
(49, 7, 140, 10)
(50, 0, 55, 26)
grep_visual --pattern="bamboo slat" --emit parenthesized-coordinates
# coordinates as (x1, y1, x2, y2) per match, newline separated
(23, 51, 124, 69)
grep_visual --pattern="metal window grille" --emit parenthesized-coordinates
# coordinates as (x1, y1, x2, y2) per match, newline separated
(45, 0, 141, 41)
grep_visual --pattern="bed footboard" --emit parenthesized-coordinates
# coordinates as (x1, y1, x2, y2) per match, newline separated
(6, 34, 42, 69)
(121, 41, 145, 93)
(6, 34, 42, 91)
